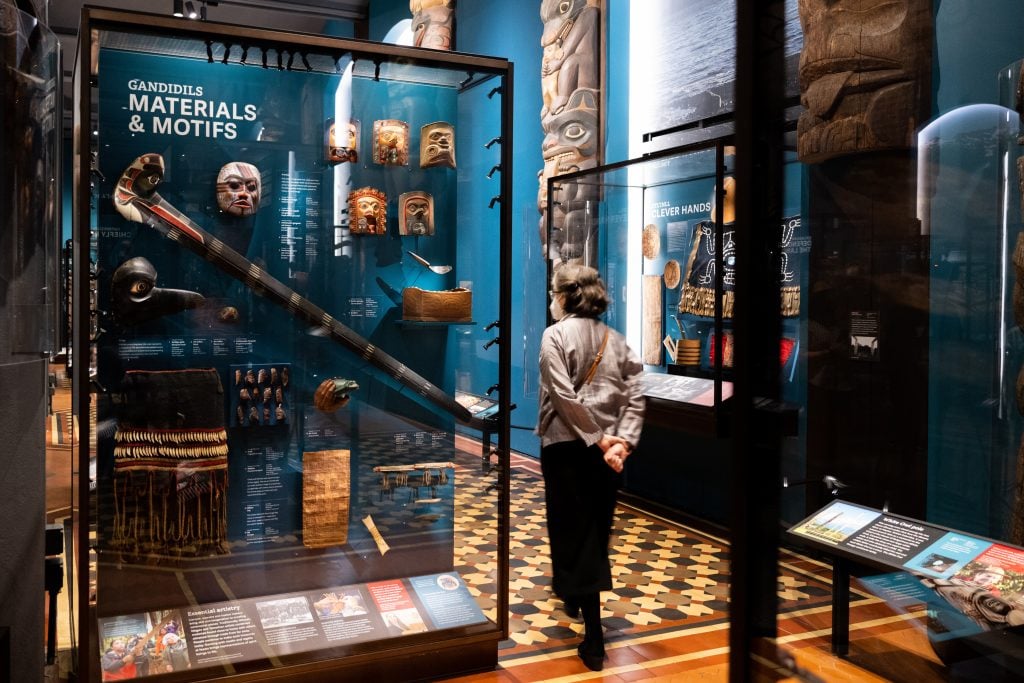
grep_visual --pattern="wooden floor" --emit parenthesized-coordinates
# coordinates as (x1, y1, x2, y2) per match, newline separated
(44, 366, 952, 682)
(440, 534, 947, 683)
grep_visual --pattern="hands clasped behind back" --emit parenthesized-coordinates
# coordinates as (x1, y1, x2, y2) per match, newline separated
(598, 433, 630, 473)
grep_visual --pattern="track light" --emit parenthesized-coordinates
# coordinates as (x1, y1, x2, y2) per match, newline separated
(172, 0, 183, 17)
(185, 1, 198, 19)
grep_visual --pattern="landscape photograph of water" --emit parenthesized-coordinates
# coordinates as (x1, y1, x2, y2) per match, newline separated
(634, 0, 803, 134)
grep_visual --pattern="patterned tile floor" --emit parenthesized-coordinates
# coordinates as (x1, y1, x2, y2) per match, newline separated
(47, 373, 946, 681)
(453, 453, 843, 660)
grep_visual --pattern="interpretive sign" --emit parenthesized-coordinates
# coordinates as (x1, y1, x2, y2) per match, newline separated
(790, 499, 1024, 638)
(97, 572, 487, 678)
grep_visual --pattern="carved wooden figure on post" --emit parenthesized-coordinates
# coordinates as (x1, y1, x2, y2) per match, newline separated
(797, 0, 932, 163)
(411, 0, 455, 50)
(538, 0, 602, 268)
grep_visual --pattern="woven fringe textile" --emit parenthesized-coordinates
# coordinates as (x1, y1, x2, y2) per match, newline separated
(112, 368, 229, 557)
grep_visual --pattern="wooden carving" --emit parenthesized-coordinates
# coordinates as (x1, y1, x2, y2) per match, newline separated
(410, 0, 455, 50)
(539, 0, 602, 267)
(642, 275, 663, 365)
(797, 0, 932, 163)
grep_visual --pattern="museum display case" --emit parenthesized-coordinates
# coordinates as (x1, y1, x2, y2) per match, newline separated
(545, 139, 806, 522)
(544, 141, 806, 436)
(71, 8, 512, 681)
(546, 139, 805, 434)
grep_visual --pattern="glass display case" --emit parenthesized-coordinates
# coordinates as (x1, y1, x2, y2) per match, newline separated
(72, 8, 512, 681)
(545, 139, 806, 522)
(546, 140, 806, 433)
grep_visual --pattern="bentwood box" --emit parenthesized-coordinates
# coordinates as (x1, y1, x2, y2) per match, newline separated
(402, 286, 473, 322)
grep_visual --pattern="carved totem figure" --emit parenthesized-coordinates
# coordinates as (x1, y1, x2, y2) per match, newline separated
(538, 0, 602, 267)
(797, 0, 932, 163)
(410, 0, 455, 50)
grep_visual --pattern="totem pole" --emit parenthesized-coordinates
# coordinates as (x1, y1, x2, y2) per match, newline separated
(797, 0, 932, 163)
(798, 0, 933, 515)
(538, 0, 602, 267)
(410, 0, 455, 51)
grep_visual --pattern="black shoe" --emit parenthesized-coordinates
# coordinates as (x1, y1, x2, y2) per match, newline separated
(563, 597, 580, 619)
(577, 638, 605, 672)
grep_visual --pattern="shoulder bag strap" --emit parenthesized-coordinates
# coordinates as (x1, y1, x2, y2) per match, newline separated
(583, 328, 611, 386)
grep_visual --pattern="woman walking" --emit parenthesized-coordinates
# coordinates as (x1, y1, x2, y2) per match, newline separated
(537, 265, 645, 671)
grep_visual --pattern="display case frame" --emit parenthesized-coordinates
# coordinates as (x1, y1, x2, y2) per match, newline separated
(546, 135, 805, 524)
(545, 138, 736, 437)
(72, 7, 513, 681)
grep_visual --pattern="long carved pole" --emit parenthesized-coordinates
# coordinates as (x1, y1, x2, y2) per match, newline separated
(114, 153, 477, 427)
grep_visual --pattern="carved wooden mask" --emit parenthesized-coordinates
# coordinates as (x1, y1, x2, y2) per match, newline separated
(326, 118, 359, 164)
(216, 162, 261, 216)
(399, 191, 435, 236)
(348, 187, 387, 235)
(420, 122, 455, 168)
(373, 119, 410, 166)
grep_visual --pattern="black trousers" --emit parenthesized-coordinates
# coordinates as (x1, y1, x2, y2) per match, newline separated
(540, 439, 621, 599)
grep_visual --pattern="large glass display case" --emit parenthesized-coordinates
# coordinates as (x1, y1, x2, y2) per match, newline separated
(546, 139, 806, 521)
(546, 140, 805, 427)
(72, 8, 512, 681)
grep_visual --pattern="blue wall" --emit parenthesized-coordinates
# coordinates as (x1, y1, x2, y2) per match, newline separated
(605, 1, 630, 163)
(933, 0, 1024, 115)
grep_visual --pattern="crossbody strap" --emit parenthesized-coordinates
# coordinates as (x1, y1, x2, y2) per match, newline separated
(583, 328, 611, 386)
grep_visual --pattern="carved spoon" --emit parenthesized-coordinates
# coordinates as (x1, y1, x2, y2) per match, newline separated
(407, 250, 452, 274)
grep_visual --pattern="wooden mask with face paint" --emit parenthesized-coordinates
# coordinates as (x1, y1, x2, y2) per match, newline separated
(326, 119, 359, 164)
(348, 187, 387, 235)
(216, 162, 261, 216)
(373, 119, 410, 166)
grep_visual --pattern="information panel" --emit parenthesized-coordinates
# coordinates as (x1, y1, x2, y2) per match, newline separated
(790, 500, 1024, 637)
(97, 572, 487, 678)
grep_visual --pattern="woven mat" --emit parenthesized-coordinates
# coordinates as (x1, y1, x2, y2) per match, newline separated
(302, 449, 351, 548)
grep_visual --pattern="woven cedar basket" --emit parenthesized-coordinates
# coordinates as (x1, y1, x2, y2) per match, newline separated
(402, 287, 472, 322)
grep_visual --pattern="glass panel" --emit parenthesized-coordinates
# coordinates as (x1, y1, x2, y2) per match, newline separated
(0, 4, 60, 679)
(1, 6, 60, 356)
(79, 17, 507, 679)
(547, 146, 807, 431)
(781, 4, 1024, 680)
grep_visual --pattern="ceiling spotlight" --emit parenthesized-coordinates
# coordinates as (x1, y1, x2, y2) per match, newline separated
(185, 1, 198, 19)
(172, 0, 184, 17)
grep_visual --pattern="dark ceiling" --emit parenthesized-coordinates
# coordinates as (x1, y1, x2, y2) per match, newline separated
(34, 0, 371, 131)
(46, 0, 369, 37)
